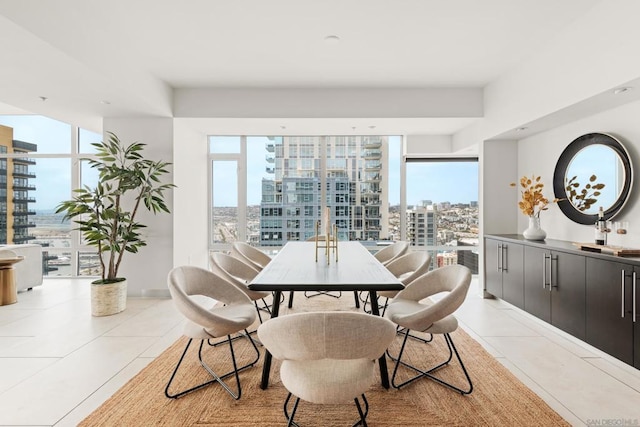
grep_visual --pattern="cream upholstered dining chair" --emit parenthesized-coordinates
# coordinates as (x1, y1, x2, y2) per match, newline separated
(165, 266, 260, 400)
(258, 311, 396, 426)
(379, 250, 432, 316)
(385, 264, 473, 394)
(230, 242, 271, 271)
(210, 252, 272, 323)
(373, 241, 409, 266)
(358, 241, 410, 310)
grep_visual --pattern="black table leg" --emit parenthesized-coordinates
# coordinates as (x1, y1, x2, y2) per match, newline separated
(260, 290, 282, 390)
(288, 291, 294, 308)
(369, 290, 390, 389)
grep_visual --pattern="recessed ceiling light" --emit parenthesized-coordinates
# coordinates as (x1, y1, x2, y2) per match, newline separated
(515, 127, 528, 132)
(100, 100, 111, 105)
(39, 96, 48, 102)
(280, 125, 286, 130)
(324, 35, 340, 44)
(369, 125, 376, 129)
(613, 87, 632, 95)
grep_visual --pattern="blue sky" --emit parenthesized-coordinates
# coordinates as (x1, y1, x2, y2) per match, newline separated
(0, 115, 101, 211)
(406, 161, 478, 206)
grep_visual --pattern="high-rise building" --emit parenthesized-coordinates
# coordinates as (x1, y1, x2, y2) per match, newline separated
(0, 125, 37, 244)
(259, 136, 389, 246)
(406, 202, 437, 247)
(406, 202, 438, 268)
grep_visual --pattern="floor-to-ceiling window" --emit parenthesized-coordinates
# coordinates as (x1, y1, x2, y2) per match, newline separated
(405, 158, 479, 273)
(0, 115, 100, 277)
(208, 135, 401, 252)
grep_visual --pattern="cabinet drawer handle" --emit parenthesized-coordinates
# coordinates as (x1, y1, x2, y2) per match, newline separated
(622, 269, 626, 318)
(502, 244, 508, 273)
(634, 271, 637, 323)
(497, 244, 502, 272)
(550, 255, 558, 290)
(542, 253, 549, 289)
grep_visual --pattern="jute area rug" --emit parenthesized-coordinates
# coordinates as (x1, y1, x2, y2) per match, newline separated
(80, 292, 569, 426)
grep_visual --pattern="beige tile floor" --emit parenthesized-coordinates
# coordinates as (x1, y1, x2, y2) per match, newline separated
(0, 278, 639, 426)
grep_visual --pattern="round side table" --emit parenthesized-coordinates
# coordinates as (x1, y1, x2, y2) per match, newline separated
(0, 255, 24, 306)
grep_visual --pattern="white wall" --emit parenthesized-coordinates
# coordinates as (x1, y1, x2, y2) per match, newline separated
(454, 0, 640, 152)
(405, 135, 452, 156)
(172, 119, 210, 270)
(103, 117, 174, 297)
(516, 100, 640, 245)
(174, 88, 483, 119)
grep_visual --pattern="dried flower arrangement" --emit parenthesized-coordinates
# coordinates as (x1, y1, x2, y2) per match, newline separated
(510, 175, 551, 218)
(565, 174, 605, 211)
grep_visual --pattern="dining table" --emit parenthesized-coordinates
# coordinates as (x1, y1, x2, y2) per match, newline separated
(249, 241, 404, 390)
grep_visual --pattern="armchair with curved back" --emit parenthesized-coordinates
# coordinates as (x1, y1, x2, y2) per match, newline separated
(385, 264, 473, 394)
(379, 250, 432, 316)
(210, 252, 273, 323)
(165, 266, 260, 400)
(358, 241, 410, 310)
(373, 241, 409, 266)
(258, 311, 396, 426)
(230, 242, 272, 272)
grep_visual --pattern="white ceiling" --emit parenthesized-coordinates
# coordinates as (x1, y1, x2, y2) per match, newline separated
(0, 0, 602, 135)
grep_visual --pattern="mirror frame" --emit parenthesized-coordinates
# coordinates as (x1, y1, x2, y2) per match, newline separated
(553, 132, 633, 225)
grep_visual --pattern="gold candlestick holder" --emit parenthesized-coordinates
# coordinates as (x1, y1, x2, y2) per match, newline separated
(314, 221, 338, 264)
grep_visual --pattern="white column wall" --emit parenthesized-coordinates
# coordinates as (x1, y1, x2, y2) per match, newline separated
(102, 117, 174, 297)
(172, 119, 210, 270)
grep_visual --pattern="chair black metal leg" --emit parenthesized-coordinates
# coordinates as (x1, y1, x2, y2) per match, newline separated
(254, 301, 264, 323)
(396, 326, 433, 344)
(165, 330, 261, 400)
(210, 328, 262, 347)
(389, 331, 473, 394)
(361, 291, 384, 314)
(304, 290, 342, 299)
(353, 291, 360, 309)
(215, 328, 261, 368)
(253, 297, 275, 324)
(165, 339, 213, 399)
(353, 394, 369, 427)
(284, 393, 301, 427)
(444, 333, 474, 394)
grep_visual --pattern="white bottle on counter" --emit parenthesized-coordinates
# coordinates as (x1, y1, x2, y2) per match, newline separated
(595, 206, 607, 245)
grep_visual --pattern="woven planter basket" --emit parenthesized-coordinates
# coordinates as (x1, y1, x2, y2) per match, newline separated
(91, 279, 127, 316)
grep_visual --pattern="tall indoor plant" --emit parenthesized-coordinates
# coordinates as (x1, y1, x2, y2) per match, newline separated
(56, 131, 174, 316)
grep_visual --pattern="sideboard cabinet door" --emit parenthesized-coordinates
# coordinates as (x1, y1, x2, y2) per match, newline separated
(484, 238, 524, 307)
(550, 251, 586, 340)
(502, 243, 524, 309)
(524, 245, 551, 323)
(585, 257, 634, 365)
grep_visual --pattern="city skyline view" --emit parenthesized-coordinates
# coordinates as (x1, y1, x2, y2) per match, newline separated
(1, 115, 479, 276)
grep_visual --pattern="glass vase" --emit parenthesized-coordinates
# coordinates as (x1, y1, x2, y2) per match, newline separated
(523, 215, 546, 240)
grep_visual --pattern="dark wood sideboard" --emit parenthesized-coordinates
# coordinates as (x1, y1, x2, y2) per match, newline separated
(484, 234, 640, 370)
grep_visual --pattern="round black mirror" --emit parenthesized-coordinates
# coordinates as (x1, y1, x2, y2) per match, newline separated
(553, 133, 633, 225)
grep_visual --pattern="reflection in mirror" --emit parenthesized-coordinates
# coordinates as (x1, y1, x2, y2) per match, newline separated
(553, 132, 633, 225)
(564, 145, 624, 214)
